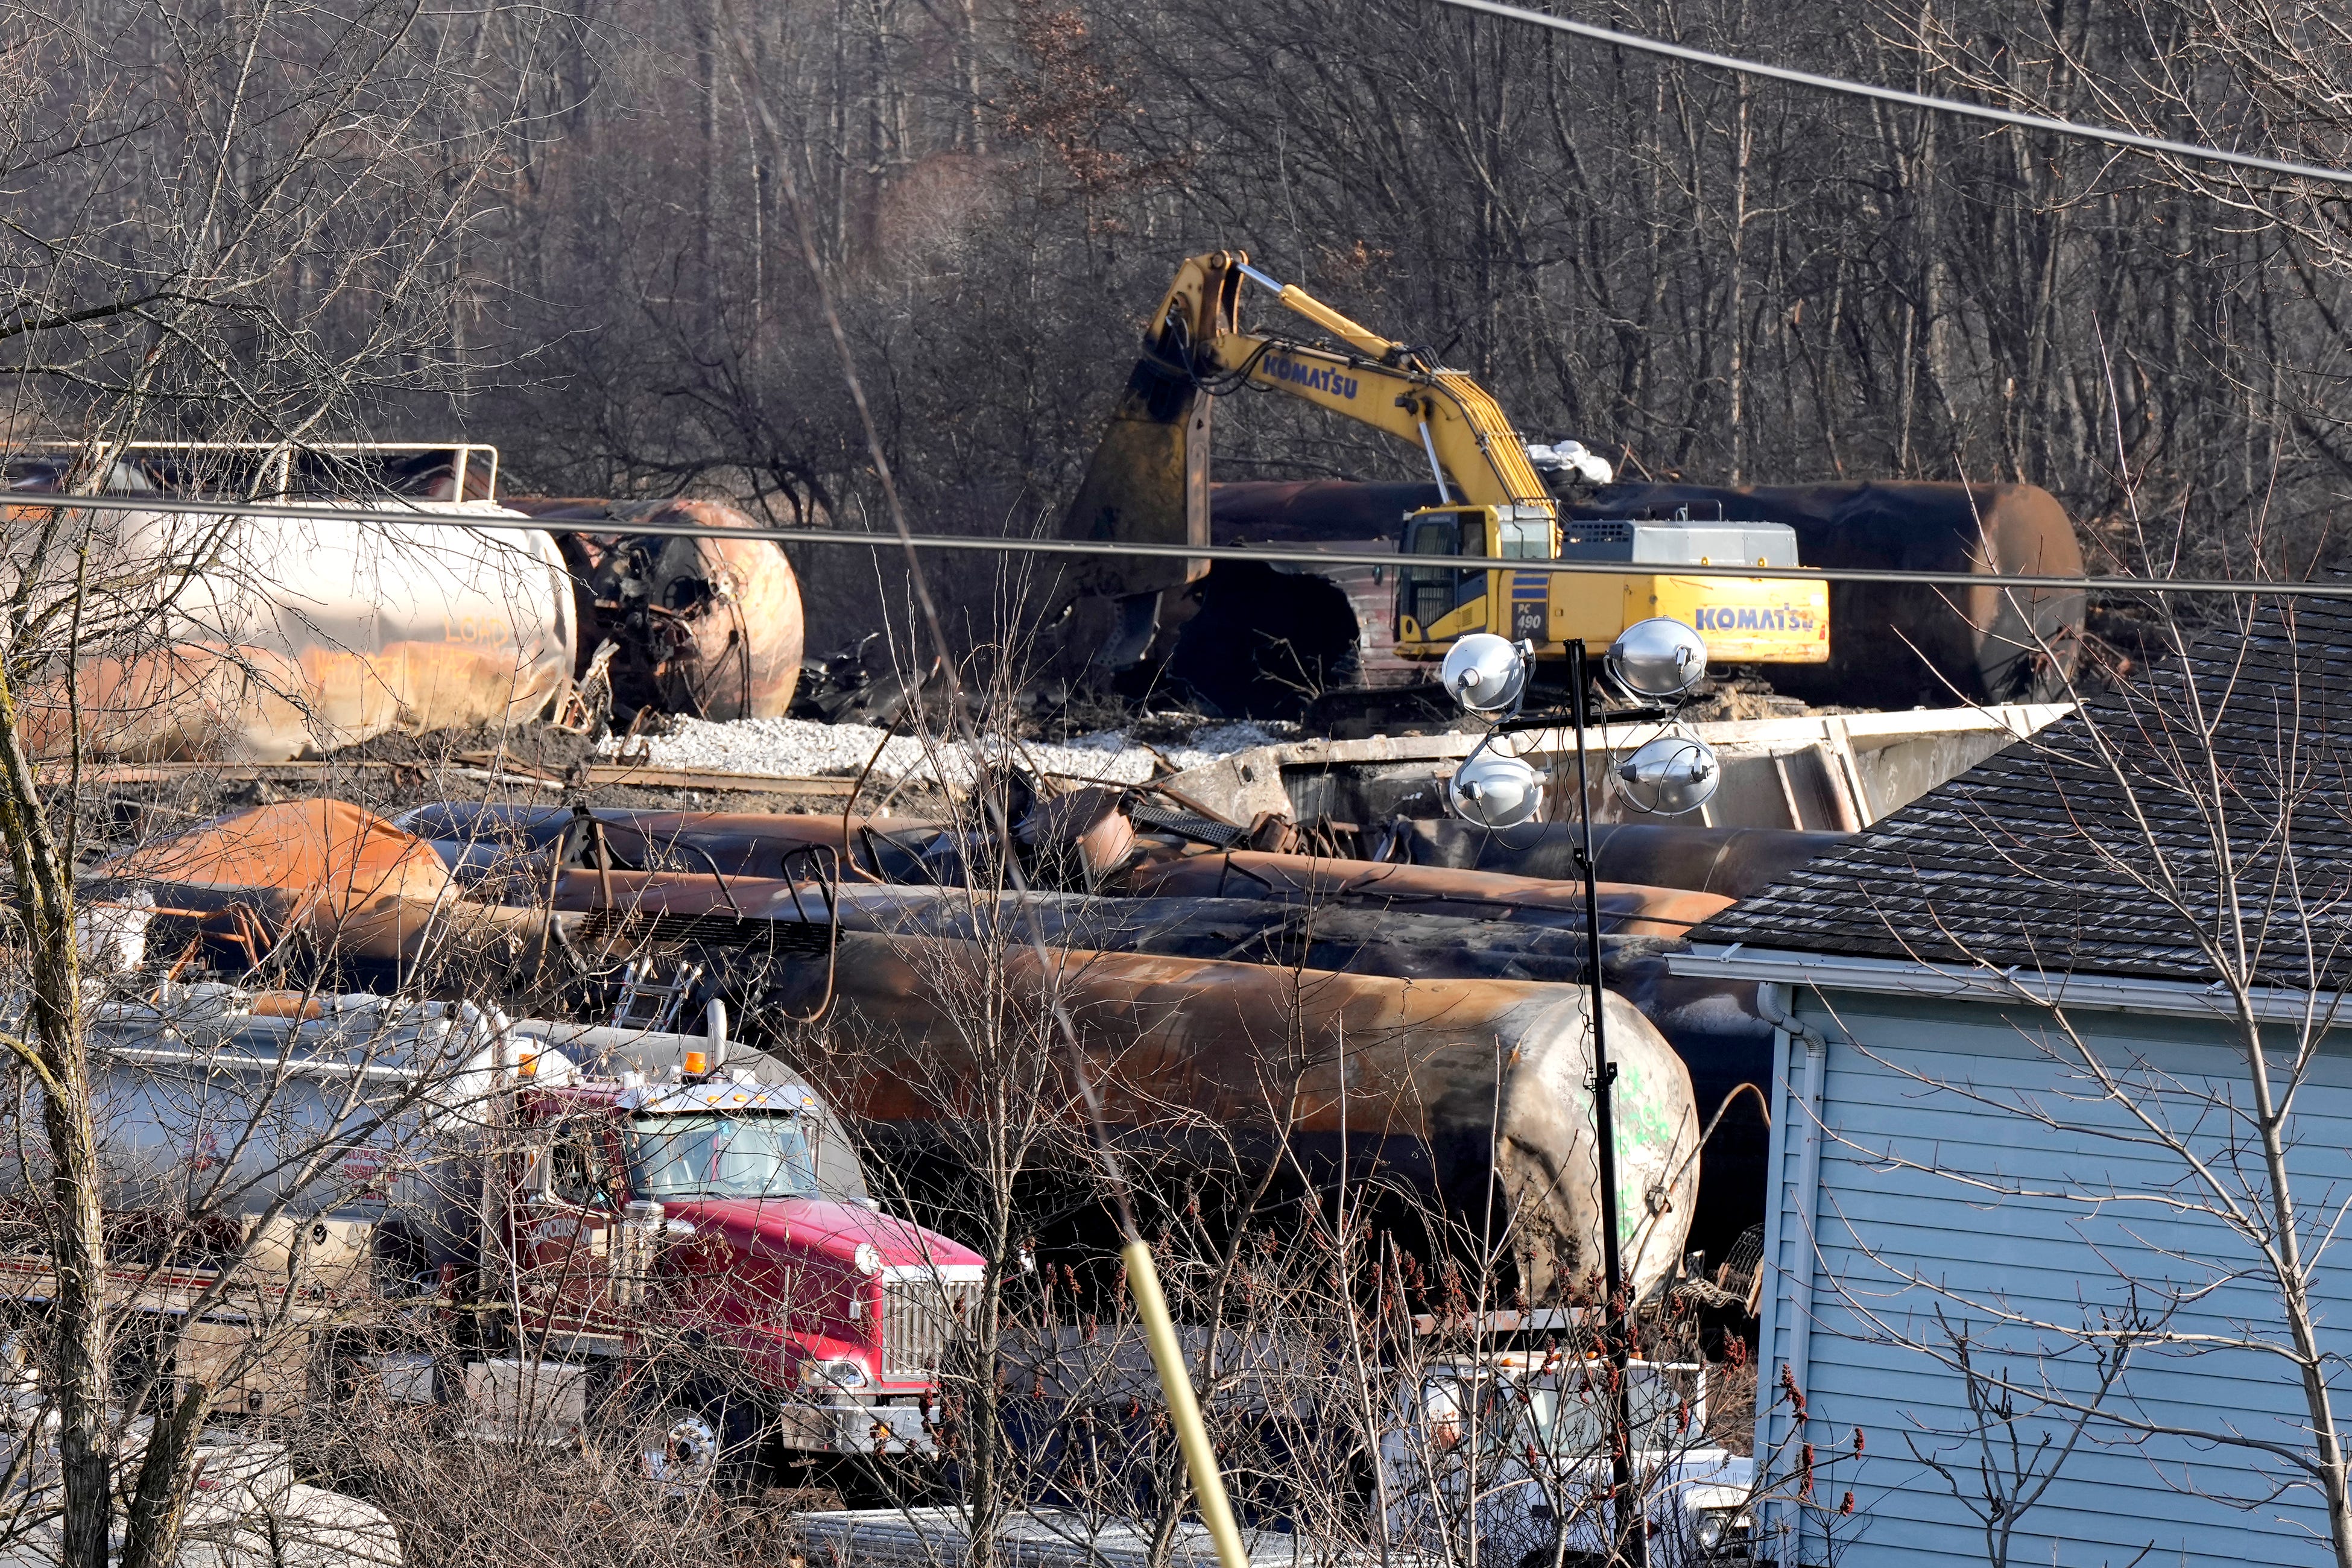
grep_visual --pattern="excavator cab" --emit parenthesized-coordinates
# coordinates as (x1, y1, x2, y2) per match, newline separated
(1396, 505, 1554, 645)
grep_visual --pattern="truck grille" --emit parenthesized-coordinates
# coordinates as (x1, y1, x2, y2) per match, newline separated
(880, 1276, 976, 1381)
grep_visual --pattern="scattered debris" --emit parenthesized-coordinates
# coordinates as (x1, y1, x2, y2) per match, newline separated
(786, 633, 941, 727)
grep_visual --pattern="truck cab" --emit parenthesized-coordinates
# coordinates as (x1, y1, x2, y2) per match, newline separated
(65, 987, 982, 1479)
(497, 1024, 986, 1463)
(1396, 504, 1556, 645)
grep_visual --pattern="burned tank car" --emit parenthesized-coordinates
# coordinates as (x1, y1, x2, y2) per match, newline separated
(1572, 480, 2085, 707)
(786, 882, 1769, 1265)
(509, 496, 805, 722)
(22, 506, 575, 763)
(1399, 821, 1852, 902)
(770, 932, 1701, 1301)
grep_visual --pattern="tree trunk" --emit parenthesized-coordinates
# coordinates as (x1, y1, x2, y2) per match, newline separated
(0, 667, 112, 1568)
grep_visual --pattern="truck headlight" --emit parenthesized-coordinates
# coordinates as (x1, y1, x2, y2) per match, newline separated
(853, 1241, 882, 1276)
(801, 1357, 870, 1393)
(1695, 1508, 1751, 1554)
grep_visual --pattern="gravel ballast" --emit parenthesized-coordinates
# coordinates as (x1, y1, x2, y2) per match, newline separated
(600, 716, 1291, 789)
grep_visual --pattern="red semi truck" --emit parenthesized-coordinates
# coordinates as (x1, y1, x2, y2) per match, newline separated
(45, 984, 983, 1484)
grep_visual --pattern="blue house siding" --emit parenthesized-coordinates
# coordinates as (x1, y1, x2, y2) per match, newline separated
(1753, 985, 2352, 1567)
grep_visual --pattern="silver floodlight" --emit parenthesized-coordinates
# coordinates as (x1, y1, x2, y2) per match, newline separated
(1446, 751, 1544, 830)
(1440, 633, 1529, 716)
(1608, 617, 1709, 701)
(1614, 735, 1721, 816)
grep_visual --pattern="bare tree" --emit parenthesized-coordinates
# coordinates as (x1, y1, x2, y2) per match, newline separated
(0, 3, 572, 1560)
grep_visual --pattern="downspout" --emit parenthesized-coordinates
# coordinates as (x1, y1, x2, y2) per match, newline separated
(1757, 982, 1830, 1560)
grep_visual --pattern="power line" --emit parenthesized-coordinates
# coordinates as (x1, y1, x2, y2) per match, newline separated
(1428, 0, 2352, 189)
(11, 487, 2351, 600)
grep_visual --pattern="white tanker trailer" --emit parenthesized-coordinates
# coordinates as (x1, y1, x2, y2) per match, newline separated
(3, 986, 981, 1478)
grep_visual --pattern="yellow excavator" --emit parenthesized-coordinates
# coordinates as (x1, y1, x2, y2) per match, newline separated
(1057, 250, 1829, 678)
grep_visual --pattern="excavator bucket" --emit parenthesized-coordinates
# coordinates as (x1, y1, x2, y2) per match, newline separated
(1048, 351, 1212, 677)
(1043, 257, 1259, 683)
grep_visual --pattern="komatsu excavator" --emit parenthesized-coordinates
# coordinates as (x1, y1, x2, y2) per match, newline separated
(1055, 250, 1829, 681)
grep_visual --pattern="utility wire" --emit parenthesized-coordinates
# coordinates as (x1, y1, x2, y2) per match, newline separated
(14, 487, 2352, 600)
(1428, 0, 2352, 189)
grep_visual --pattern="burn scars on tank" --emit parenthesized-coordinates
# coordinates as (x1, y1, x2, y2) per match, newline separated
(1491, 989, 1699, 1302)
(16, 505, 575, 762)
(796, 932, 1701, 1301)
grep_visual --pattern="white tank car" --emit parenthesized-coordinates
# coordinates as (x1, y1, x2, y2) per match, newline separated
(26, 501, 575, 761)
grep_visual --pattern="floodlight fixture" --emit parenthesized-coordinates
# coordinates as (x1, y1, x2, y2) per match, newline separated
(1608, 617, 1709, 701)
(1446, 751, 1544, 829)
(1614, 734, 1721, 816)
(1440, 633, 1531, 715)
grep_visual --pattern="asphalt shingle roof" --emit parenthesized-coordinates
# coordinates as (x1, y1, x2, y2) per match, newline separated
(1694, 596, 2352, 989)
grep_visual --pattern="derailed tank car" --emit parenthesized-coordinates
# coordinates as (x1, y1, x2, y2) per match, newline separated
(1574, 479, 2086, 707)
(507, 496, 805, 722)
(16, 501, 576, 762)
(6, 444, 576, 761)
(768, 931, 1701, 1302)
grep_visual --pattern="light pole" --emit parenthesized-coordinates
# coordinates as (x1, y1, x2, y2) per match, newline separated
(1441, 619, 1717, 1568)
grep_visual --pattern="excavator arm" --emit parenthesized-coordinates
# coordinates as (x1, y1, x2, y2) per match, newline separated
(1149, 251, 1555, 515)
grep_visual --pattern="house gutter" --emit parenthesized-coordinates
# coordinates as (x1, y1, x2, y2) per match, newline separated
(1669, 944, 2346, 1026)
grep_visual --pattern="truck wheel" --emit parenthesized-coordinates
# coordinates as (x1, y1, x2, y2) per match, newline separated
(642, 1406, 723, 1490)
(638, 1393, 764, 1495)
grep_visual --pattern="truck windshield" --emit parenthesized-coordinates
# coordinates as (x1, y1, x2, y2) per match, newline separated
(627, 1113, 819, 1201)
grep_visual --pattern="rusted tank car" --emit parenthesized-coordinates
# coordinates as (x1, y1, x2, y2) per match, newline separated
(771, 930, 1698, 1300)
(1396, 821, 1850, 901)
(546, 873, 1767, 1264)
(20, 502, 576, 762)
(1127, 850, 1731, 937)
(507, 496, 805, 721)
(82, 800, 551, 985)
(391, 804, 1745, 938)
(392, 803, 935, 886)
